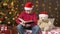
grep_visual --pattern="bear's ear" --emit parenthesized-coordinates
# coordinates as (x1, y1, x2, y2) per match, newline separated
(48, 18, 55, 24)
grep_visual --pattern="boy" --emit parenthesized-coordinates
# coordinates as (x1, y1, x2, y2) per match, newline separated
(16, 2, 40, 34)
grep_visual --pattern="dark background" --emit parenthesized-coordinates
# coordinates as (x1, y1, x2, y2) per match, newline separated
(0, 0, 60, 27)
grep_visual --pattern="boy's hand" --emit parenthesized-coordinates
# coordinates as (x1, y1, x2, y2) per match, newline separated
(20, 22, 25, 26)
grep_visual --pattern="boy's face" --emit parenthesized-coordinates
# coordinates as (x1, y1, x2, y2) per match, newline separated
(25, 10, 32, 14)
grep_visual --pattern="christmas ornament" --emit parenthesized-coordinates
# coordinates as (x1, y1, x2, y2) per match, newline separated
(11, 8, 14, 11)
(5, 16, 8, 19)
(9, 12, 12, 14)
(11, 2, 14, 6)
(3, 2, 8, 6)
(12, 18, 15, 20)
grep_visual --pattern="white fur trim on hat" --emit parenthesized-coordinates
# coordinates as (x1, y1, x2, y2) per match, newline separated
(24, 7, 33, 10)
(39, 14, 48, 17)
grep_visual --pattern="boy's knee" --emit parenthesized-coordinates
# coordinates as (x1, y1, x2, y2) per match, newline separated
(17, 24, 23, 29)
(33, 25, 40, 31)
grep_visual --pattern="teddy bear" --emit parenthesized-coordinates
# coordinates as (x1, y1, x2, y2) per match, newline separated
(37, 11, 55, 31)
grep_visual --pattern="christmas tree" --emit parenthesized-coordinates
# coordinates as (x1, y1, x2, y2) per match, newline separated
(0, 0, 20, 26)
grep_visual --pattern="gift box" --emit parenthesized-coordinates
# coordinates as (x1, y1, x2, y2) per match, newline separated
(0, 24, 10, 34)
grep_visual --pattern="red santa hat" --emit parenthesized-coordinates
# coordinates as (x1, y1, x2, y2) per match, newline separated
(24, 2, 34, 10)
(39, 11, 48, 17)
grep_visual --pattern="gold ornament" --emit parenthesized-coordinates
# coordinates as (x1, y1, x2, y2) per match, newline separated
(3, 2, 8, 6)
(12, 18, 15, 20)
(11, 2, 13, 5)
(11, 8, 14, 11)
(0, 12, 5, 15)
(5, 16, 8, 19)
(9, 12, 12, 14)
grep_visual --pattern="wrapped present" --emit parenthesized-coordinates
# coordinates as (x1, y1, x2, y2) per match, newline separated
(1, 24, 7, 31)
(0, 24, 10, 34)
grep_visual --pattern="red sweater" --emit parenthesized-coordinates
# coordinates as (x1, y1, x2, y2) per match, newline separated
(16, 11, 37, 26)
